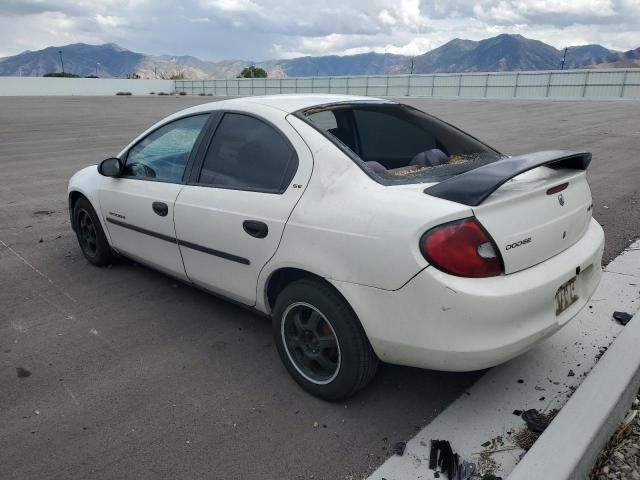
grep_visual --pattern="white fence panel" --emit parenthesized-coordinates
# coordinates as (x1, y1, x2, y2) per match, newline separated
(0, 77, 174, 96)
(2, 69, 639, 99)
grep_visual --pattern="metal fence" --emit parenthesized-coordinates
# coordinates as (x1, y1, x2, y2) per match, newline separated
(175, 68, 640, 100)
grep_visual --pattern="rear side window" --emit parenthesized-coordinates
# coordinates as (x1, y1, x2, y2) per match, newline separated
(307, 110, 337, 130)
(198, 113, 297, 193)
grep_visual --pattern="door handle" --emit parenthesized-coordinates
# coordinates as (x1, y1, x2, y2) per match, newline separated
(243, 220, 268, 238)
(152, 202, 168, 217)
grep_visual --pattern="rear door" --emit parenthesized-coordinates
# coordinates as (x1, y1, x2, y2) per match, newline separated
(98, 114, 210, 279)
(174, 109, 312, 305)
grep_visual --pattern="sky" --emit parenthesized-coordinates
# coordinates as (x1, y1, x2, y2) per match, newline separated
(0, 0, 639, 60)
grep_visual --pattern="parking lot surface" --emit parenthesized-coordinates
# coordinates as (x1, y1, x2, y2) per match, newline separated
(1, 96, 638, 480)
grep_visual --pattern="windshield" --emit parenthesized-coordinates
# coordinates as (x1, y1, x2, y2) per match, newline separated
(299, 103, 504, 185)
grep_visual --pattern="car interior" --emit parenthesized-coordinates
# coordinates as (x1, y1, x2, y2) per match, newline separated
(303, 103, 502, 182)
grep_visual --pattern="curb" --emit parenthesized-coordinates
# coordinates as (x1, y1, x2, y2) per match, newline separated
(509, 312, 640, 480)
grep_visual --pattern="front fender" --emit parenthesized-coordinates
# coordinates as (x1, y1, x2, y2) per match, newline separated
(67, 165, 112, 244)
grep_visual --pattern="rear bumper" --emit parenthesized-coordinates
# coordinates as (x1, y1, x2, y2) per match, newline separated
(332, 218, 604, 371)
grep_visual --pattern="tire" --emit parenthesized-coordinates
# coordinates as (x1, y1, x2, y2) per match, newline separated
(72, 196, 116, 266)
(272, 278, 378, 401)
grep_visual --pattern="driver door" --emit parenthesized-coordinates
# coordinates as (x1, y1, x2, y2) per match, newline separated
(98, 114, 210, 279)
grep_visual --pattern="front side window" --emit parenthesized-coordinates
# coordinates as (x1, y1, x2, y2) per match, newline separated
(124, 114, 209, 182)
(198, 113, 297, 193)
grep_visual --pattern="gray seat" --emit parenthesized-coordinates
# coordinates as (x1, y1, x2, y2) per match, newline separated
(409, 149, 449, 167)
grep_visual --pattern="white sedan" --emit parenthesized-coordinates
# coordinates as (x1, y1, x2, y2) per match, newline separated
(68, 94, 604, 400)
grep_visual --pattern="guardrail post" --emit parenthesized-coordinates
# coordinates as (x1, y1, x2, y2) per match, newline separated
(311, 76, 315, 93)
(483, 74, 489, 97)
(457, 74, 462, 96)
(582, 70, 590, 97)
(385, 76, 389, 96)
(346, 76, 351, 95)
(620, 69, 630, 98)
(514, 72, 520, 97)
(546, 72, 553, 97)
(365, 77, 369, 96)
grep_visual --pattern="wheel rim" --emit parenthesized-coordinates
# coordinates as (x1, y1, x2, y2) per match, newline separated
(77, 209, 98, 257)
(281, 302, 341, 385)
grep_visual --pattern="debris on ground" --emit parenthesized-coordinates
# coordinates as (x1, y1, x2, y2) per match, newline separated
(522, 409, 550, 433)
(568, 369, 576, 377)
(596, 346, 609, 361)
(16, 367, 32, 378)
(613, 311, 633, 326)
(428, 440, 477, 479)
(473, 434, 517, 478)
(512, 409, 559, 451)
(589, 391, 640, 480)
(393, 441, 406, 456)
(429, 439, 461, 479)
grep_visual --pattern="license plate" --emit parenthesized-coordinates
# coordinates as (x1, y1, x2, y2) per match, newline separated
(555, 277, 578, 315)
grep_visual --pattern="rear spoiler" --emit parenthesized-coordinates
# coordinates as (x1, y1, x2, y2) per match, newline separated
(424, 150, 592, 207)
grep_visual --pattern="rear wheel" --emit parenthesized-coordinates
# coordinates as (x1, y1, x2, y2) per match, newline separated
(73, 197, 116, 266)
(272, 278, 378, 401)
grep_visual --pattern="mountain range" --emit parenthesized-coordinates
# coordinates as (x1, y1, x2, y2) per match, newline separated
(1, 34, 638, 79)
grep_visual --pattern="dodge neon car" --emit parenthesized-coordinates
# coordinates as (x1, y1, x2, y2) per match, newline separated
(68, 94, 604, 400)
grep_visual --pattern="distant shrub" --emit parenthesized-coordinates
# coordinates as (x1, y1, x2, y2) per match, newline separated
(43, 72, 80, 78)
(179, 91, 187, 96)
(159, 70, 188, 80)
(149, 91, 156, 95)
(207, 93, 213, 96)
(198, 92, 205, 96)
(115, 91, 132, 96)
(158, 92, 168, 96)
(85, 75, 98, 78)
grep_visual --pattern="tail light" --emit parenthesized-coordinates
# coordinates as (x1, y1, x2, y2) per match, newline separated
(419, 218, 503, 278)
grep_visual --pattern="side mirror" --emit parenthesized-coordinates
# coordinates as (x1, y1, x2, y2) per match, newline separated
(98, 157, 123, 177)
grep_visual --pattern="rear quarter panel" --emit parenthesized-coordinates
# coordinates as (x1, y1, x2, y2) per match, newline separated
(257, 116, 472, 310)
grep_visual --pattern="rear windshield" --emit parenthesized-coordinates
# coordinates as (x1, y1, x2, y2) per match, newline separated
(299, 103, 503, 185)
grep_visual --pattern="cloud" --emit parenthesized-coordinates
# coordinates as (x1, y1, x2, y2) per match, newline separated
(0, 0, 638, 59)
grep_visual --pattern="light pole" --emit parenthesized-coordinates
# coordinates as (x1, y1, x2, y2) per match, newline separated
(58, 50, 65, 74)
(560, 47, 568, 71)
(410, 56, 415, 74)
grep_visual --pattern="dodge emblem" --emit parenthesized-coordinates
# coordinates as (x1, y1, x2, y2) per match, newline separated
(558, 194, 565, 206)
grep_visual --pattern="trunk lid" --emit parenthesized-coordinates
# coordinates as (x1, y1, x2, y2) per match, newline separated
(473, 168, 592, 273)
(423, 151, 593, 274)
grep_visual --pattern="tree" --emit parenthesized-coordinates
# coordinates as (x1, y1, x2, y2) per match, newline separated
(125, 72, 141, 79)
(158, 70, 187, 80)
(238, 66, 267, 78)
(43, 72, 80, 78)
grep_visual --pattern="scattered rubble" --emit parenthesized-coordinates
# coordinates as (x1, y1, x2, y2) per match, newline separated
(513, 409, 559, 451)
(393, 441, 406, 456)
(613, 311, 633, 326)
(429, 439, 462, 480)
(590, 391, 640, 480)
(16, 367, 31, 378)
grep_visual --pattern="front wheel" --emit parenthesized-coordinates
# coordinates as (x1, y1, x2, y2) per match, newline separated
(272, 279, 378, 401)
(73, 196, 116, 266)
